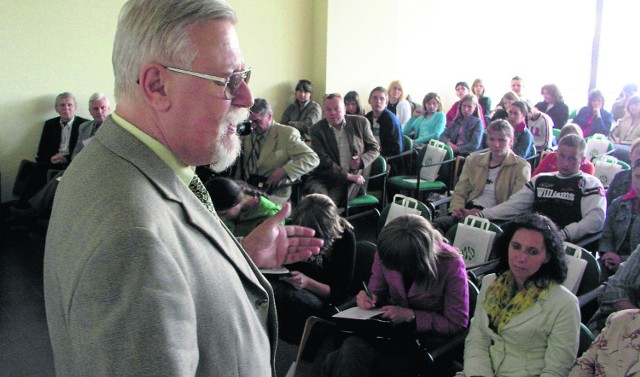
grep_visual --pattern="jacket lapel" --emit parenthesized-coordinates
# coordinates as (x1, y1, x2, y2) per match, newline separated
(500, 291, 547, 330)
(98, 117, 267, 289)
(257, 128, 276, 170)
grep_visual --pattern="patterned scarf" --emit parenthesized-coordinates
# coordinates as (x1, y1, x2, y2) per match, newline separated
(484, 271, 553, 332)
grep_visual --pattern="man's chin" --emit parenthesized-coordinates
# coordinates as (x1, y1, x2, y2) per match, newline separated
(209, 134, 240, 172)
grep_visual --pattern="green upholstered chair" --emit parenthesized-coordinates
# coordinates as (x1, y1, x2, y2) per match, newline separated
(387, 139, 455, 202)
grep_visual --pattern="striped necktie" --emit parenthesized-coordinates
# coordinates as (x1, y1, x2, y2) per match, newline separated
(246, 134, 264, 179)
(188, 174, 214, 213)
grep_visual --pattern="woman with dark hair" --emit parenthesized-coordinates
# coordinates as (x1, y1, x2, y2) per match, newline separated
(461, 213, 580, 377)
(402, 92, 446, 146)
(344, 90, 366, 116)
(507, 100, 535, 158)
(446, 81, 486, 127)
(440, 94, 484, 156)
(322, 215, 469, 377)
(572, 89, 614, 137)
(205, 177, 281, 237)
(272, 194, 355, 344)
(534, 84, 570, 130)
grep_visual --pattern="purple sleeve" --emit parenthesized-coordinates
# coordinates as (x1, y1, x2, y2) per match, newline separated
(415, 254, 469, 335)
(367, 252, 389, 302)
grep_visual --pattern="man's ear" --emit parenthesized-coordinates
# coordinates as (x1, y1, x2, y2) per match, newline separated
(138, 63, 171, 112)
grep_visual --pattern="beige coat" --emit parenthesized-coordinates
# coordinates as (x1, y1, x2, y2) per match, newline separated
(450, 150, 531, 211)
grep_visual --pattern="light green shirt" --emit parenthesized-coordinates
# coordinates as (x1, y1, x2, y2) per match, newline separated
(111, 112, 194, 186)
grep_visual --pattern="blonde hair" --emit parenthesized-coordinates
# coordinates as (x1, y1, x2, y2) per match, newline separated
(387, 80, 406, 101)
(377, 215, 458, 290)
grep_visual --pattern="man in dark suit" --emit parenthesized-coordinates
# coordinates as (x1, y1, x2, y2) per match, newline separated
(36, 92, 88, 165)
(305, 93, 380, 206)
(20, 92, 88, 202)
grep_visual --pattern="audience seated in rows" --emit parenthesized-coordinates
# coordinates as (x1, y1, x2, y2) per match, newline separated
(446, 82, 485, 127)
(460, 214, 580, 377)
(322, 215, 469, 377)
(606, 138, 640, 204)
(364, 87, 403, 158)
(533, 123, 595, 177)
(570, 309, 640, 377)
(402, 92, 446, 147)
(610, 83, 637, 121)
(272, 194, 355, 344)
(386, 80, 411, 125)
(206, 177, 281, 237)
(589, 243, 640, 336)
(11, 93, 111, 222)
(343, 90, 366, 116)
(434, 120, 530, 233)
(236, 98, 319, 206)
(20, 92, 89, 204)
(473, 135, 606, 242)
(598, 157, 640, 280)
(280, 79, 322, 141)
(440, 94, 484, 157)
(534, 83, 570, 130)
(471, 78, 492, 117)
(305, 93, 380, 207)
(573, 89, 614, 137)
(507, 100, 535, 159)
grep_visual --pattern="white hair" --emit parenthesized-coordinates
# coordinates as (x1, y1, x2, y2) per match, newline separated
(88, 92, 109, 106)
(112, 0, 237, 102)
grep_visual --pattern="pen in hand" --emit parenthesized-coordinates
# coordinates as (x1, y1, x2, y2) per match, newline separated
(362, 281, 377, 308)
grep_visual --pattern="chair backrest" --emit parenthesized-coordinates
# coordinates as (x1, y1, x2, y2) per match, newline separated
(364, 154, 388, 195)
(468, 279, 480, 317)
(585, 133, 614, 160)
(564, 242, 601, 296)
(578, 323, 595, 357)
(349, 241, 377, 296)
(592, 155, 625, 187)
(376, 197, 433, 234)
(402, 135, 413, 153)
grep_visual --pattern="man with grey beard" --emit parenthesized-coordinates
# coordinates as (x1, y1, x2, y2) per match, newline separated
(43, 0, 322, 376)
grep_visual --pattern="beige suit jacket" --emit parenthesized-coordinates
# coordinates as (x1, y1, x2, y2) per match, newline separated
(44, 116, 277, 376)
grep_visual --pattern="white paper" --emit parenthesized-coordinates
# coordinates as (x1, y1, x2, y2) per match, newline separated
(259, 267, 290, 275)
(333, 306, 383, 320)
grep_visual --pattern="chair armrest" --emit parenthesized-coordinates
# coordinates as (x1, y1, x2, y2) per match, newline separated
(385, 149, 416, 163)
(574, 232, 602, 248)
(578, 284, 605, 308)
(417, 329, 469, 366)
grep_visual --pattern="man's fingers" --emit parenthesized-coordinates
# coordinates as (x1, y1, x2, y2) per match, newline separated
(284, 224, 317, 238)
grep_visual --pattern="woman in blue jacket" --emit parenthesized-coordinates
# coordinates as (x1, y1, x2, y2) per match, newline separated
(573, 89, 614, 137)
(439, 94, 483, 156)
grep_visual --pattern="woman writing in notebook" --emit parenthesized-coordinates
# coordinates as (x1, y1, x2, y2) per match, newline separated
(322, 215, 468, 377)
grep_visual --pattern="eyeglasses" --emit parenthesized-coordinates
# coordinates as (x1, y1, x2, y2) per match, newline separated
(162, 65, 251, 100)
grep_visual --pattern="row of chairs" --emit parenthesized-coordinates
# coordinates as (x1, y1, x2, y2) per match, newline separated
(295, 197, 602, 376)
